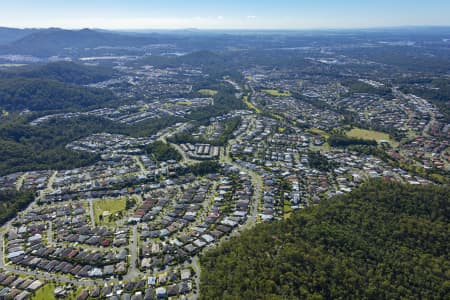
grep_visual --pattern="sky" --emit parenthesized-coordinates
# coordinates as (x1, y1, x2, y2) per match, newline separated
(1, 0, 449, 30)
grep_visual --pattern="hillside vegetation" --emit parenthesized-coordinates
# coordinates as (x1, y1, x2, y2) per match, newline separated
(0, 78, 117, 112)
(0, 189, 35, 225)
(0, 115, 181, 176)
(200, 180, 450, 300)
(0, 61, 115, 85)
(0, 28, 158, 56)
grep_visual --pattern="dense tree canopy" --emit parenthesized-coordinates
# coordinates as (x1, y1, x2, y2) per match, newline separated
(341, 79, 392, 98)
(0, 115, 181, 175)
(170, 117, 241, 146)
(200, 180, 450, 300)
(189, 161, 221, 176)
(0, 78, 117, 112)
(187, 88, 245, 122)
(0, 61, 115, 85)
(308, 151, 337, 172)
(0, 189, 35, 225)
(328, 134, 378, 147)
(144, 141, 182, 162)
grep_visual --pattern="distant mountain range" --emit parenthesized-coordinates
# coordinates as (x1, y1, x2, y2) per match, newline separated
(0, 28, 161, 57)
(0, 27, 40, 45)
(1, 26, 450, 59)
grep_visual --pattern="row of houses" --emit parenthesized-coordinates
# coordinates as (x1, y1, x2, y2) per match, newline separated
(74, 269, 193, 300)
(179, 143, 220, 160)
(138, 170, 253, 271)
(0, 273, 44, 300)
(67, 133, 154, 154)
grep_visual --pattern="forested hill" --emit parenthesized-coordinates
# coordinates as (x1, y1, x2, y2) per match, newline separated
(200, 180, 450, 300)
(0, 77, 117, 112)
(0, 190, 35, 226)
(0, 61, 115, 85)
(0, 28, 159, 56)
(0, 27, 39, 45)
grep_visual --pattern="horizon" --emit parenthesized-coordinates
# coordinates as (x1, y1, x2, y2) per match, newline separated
(1, 0, 449, 30)
(3, 25, 450, 33)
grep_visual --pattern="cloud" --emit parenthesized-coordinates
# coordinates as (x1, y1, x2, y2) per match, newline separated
(217, 16, 224, 20)
(247, 16, 257, 20)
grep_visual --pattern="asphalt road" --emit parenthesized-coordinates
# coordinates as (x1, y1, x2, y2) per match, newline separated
(125, 225, 139, 281)
(89, 199, 96, 228)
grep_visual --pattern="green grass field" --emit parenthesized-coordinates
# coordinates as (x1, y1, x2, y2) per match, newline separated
(310, 142, 331, 152)
(283, 200, 293, 219)
(269, 112, 284, 121)
(243, 95, 262, 113)
(32, 283, 56, 300)
(94, 197, 126, 225)
(346, 128, 397, 146)
(262, 89, 291, 97)
(176, 101, 193, 106)
(198, 89, 218, 96)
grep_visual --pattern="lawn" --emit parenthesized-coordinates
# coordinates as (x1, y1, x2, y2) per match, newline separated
(94, 197, 127, 225)
(262, 89, 291, 97)
(198, 89, 218, 96)
(283, 200, 293, 219)
(346, 128, 397, 146)
(242, 95, 262, 113)
(311, 142, 331, 152)
(269, 112, 284, 121)
(176, 101, 193, 106)
(33, 283, 56, 300)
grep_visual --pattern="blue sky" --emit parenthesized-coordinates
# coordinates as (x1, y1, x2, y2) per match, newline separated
(1, 0, 449, 29)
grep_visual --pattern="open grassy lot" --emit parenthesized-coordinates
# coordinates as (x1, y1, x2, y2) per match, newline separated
(32, 283, 56, 300)
(94, 197, 126, 225)
(176, 101, 193, 105)
(310, 143, 331, 152)
(283, 200, 293, 219)
(278, 127, 286, 133)
(262, 89, 291, 97)
(243, 95, 262, 113)
(198, 89, 218, 96)
(346, 127, 397, 146)
(269, 112, 284, 121)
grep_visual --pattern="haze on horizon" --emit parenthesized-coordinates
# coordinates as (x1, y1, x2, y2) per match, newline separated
(1, 0, 449, 30)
